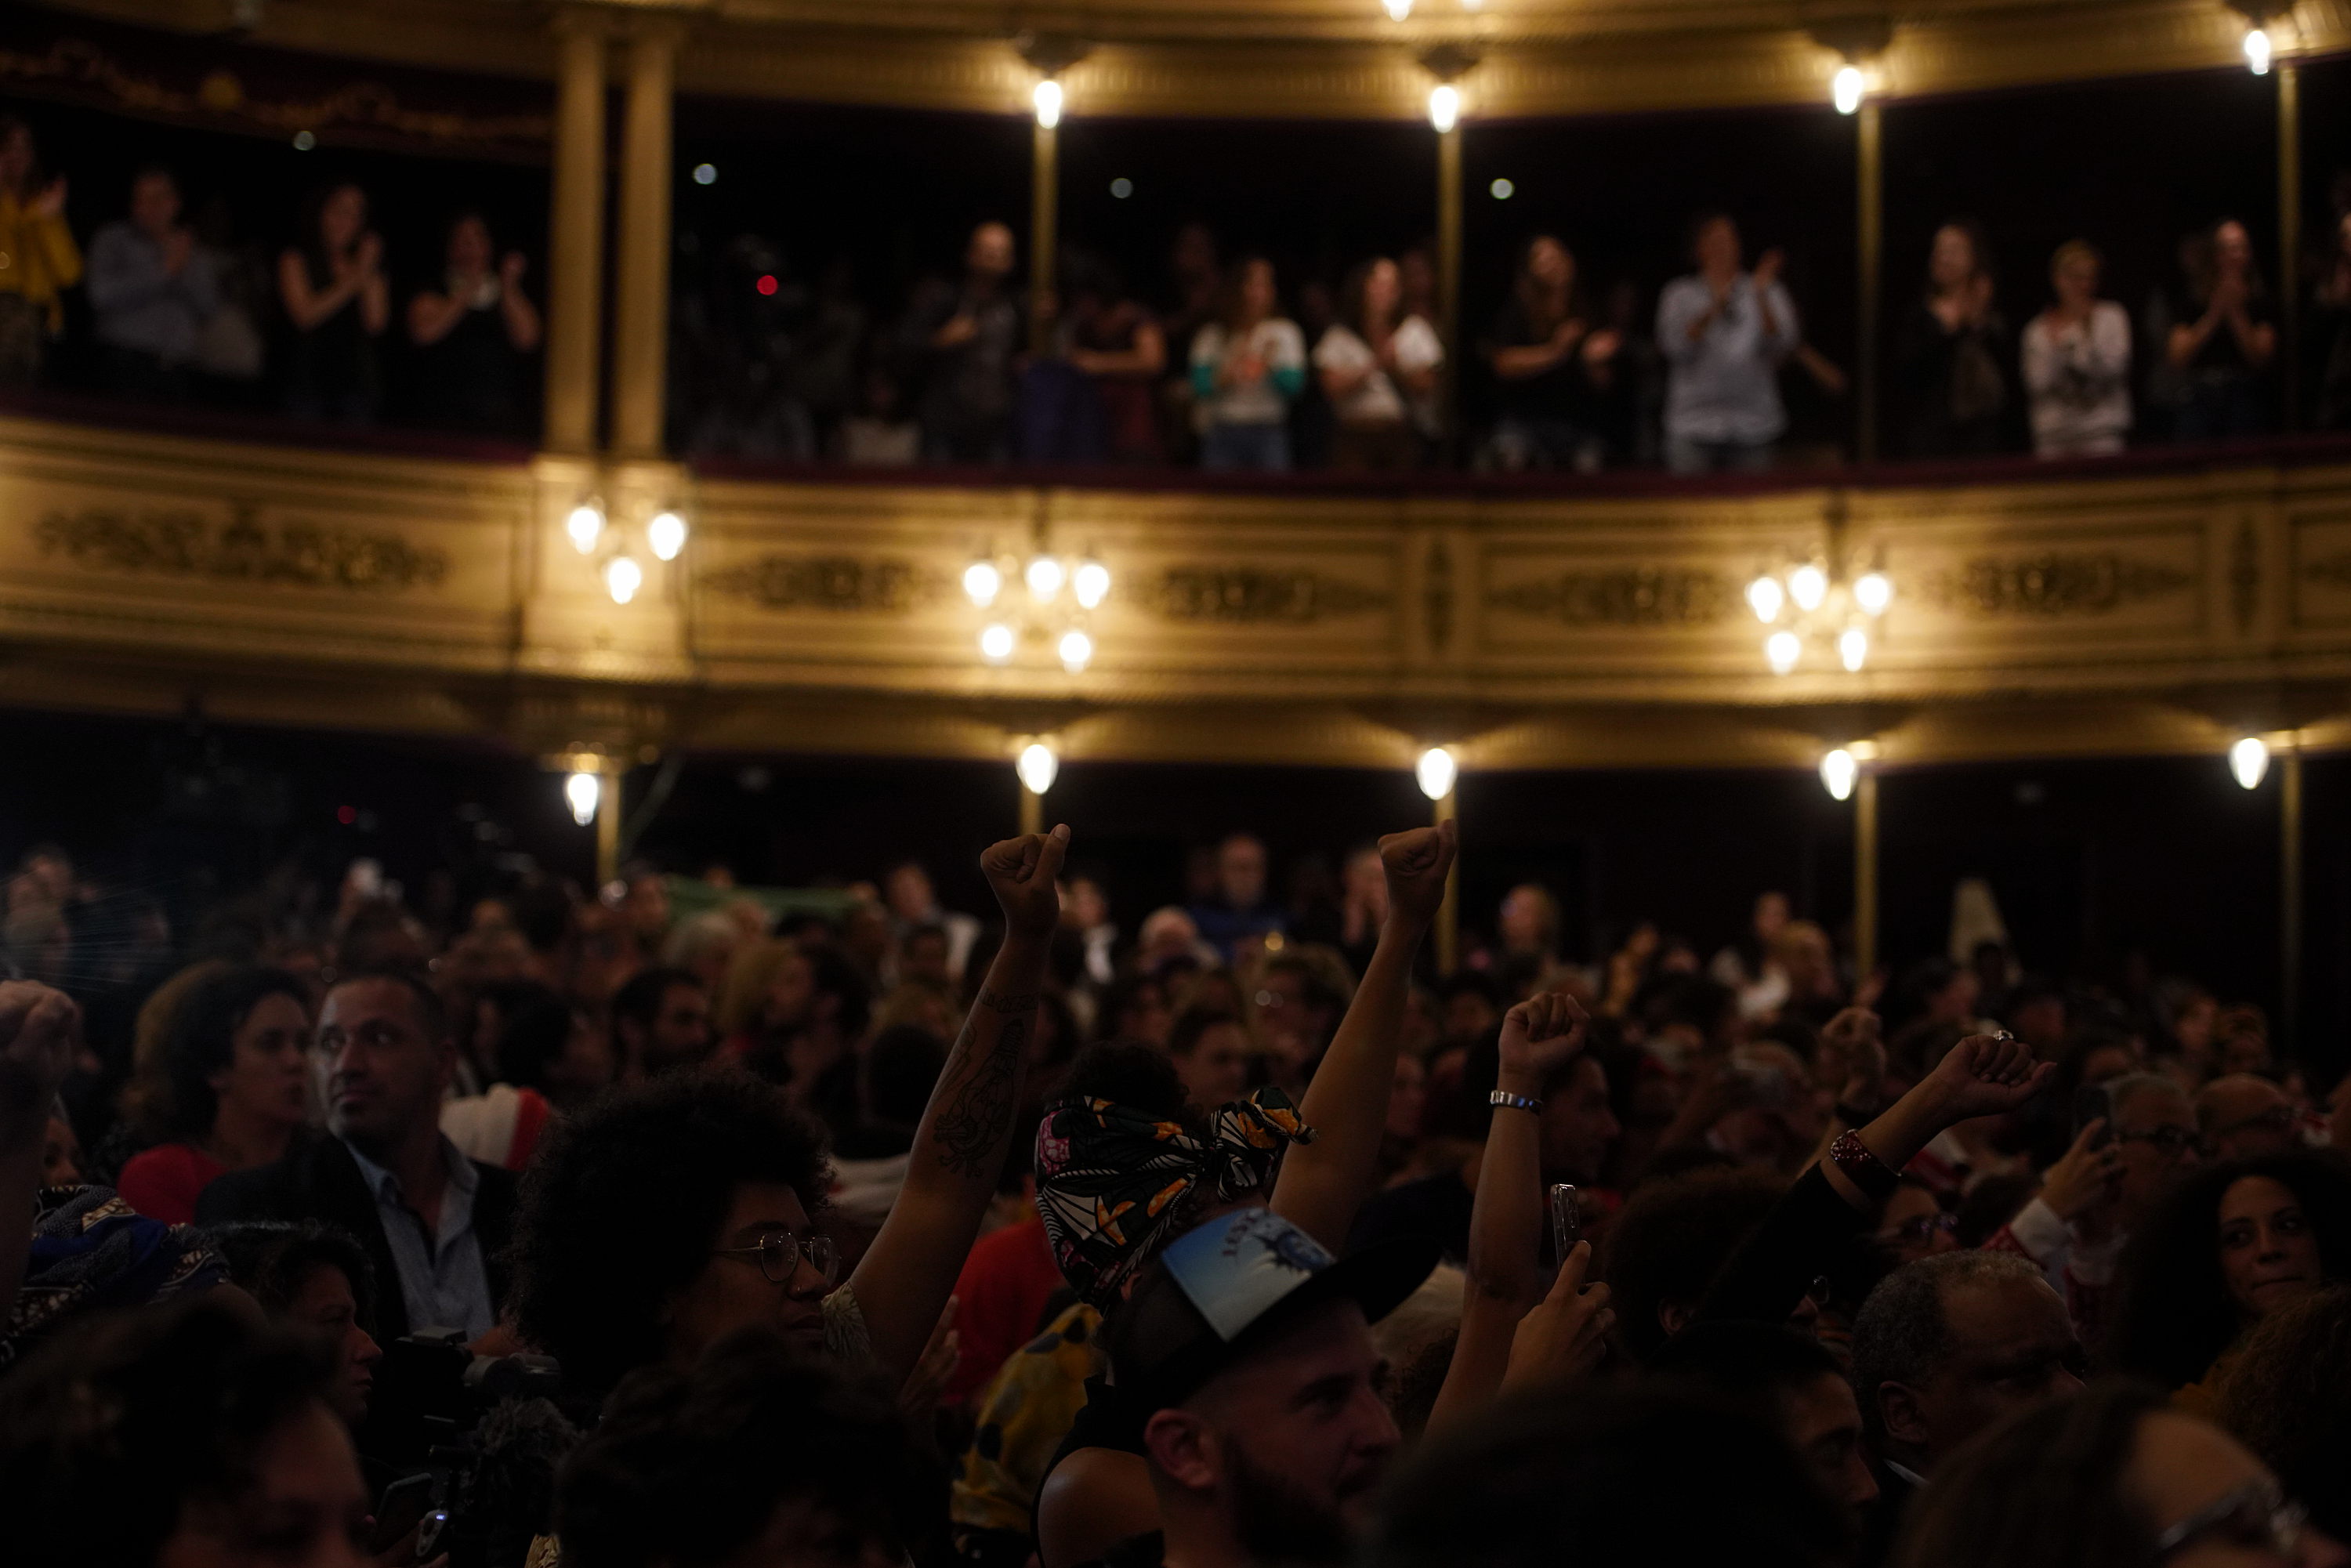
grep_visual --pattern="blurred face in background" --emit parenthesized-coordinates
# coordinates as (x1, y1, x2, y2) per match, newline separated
(1218, 836, 1268, 911)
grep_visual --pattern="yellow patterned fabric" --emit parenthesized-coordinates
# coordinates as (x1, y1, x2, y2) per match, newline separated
(951, 1299, 1105, 1537)
(0, 193, 82, 329)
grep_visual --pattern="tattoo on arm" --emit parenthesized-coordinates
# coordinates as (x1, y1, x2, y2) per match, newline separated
(933, 1012, 1027, 1179)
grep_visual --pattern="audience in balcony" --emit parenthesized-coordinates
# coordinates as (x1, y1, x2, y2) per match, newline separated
(1483, 235, 1619, 473)
(2023, 240, 2132, 458)
(405, 212, 541, 440)
(1190, 255, 1306, 472)
(1315, 255, 1442, 472)
(1897, 221, 2012, 459)
(2160, 217, 2276, 443)
(1656, 212, 1800, 474)
(904, 219, 1023, 463)
(2308, 212, 2351, 431)
(0, 117, 79, 389)
(277, 181, 387, 425)
(1023, 251, 1165, 464)
(86, 168, 218, 403)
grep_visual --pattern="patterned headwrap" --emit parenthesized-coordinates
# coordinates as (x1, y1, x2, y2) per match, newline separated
(1034, 1087, 1314, 1306)
(0, 1186, 228, 1377)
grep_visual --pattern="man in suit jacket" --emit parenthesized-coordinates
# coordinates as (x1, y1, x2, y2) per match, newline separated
(200, 968, 515, 1342)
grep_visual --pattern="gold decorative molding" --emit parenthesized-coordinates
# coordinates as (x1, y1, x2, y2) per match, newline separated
(34, 505, 449, 593)
(698, 554, 945, 613)
(2308, 549, 2351, 588)
(1919, 552, 2194, 618)
(2232, 520, 2262, 632)
(1147, 566, 1390, 625)
(1487, 566, 1733, 628)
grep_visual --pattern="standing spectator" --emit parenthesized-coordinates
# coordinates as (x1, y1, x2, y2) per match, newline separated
(1058, 254, 1165, 464)
(1655, 213, 1799, 475)
(906, 220, 1023, 463)
(837, 361, 921, 465)
(277, 181, 388, 423)
(0, 117, 79, 389)
(1484, 236, 1619, 472)
(2022, 239, 2132, 458)
(1316, 256, 1443, 472)
(190, 194, 269, 400)
(2164, 217, 2276, 441)
(1159, 221, 1223, 463)
(1898, 221, 2011, 459)
(406, 212, 542, 439)
(2308, 212, 2351, 430)
(86, 167, 219, 401)
(115, 967, 313, 1226)
(1190, 256, 1306, 472)
(1187, 832, 1287, 957)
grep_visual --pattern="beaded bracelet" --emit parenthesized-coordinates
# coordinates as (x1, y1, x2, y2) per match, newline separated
(1829, 1130, 1901, 1202)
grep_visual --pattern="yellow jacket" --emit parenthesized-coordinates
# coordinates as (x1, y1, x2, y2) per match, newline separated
(0, 191, 83, 330)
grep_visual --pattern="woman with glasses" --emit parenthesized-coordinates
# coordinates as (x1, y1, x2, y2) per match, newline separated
(2106, 1153, 2351, 1414)
(1896, 1380, 2345, 1568)
(512, 824, 1070, 1402)
(1871, 1175, 1961, 1269)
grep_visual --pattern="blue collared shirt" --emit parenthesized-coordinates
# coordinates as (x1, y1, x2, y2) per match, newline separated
(344, 1135, 495, 1338)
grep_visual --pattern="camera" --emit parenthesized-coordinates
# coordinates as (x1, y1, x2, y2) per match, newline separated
(367, 1329, 567, 1568)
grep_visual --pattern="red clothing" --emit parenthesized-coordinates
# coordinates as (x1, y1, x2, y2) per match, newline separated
(116, 1143, 229, 1226)
(946, 1215, 1065, 1406)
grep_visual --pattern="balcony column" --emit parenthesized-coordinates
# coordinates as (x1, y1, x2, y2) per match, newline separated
(1030, 114, 1059, 357)
(2281, 739, 2303, 1050)
(1853, 763, 1880, 976)
(610, 20, 681, 459)
(2279, 60, 2302, 429)
(1855, 98, 1883, 464)
(543, 10, 607, 454)
(1436, 121, 1463, 458)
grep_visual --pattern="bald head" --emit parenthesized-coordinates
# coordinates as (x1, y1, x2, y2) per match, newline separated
(2197, 1074, 2297, 1161)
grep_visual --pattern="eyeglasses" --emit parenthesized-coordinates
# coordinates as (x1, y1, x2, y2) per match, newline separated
(2215, 1105, 2298, 1139)
(1877, 1211, 1959, 1246)
(712, 1230, 839, 1286)
(2154, 1476, 2307, 1561)
(2117, 1124, 2199, 1159)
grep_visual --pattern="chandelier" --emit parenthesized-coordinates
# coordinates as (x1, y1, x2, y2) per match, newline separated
(965, 549, 1110, 672)
(1744, 554, 1891, 674)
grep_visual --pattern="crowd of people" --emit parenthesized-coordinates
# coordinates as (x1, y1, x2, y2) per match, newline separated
(19, 101, 2351, 473)
(0, 805, 2346, 1568)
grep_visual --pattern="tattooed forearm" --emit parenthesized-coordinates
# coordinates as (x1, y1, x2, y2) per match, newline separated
(973, 986, 1039, 1014)
(932, 1013, 1026, 1179)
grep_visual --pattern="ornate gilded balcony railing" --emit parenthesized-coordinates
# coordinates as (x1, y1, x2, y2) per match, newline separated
(4, 411, 2350, 773)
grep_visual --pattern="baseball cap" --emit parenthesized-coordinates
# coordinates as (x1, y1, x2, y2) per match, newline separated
(1106, 1206, 1440, 1415)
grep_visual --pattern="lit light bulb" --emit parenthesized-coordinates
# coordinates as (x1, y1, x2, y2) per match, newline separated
(1033, 78, 1063, 129)
(692, 163, 717, 186)
(1833, 64, 1865, 115)
(1490, 177, 1515, 201)
(605, 555, 643, 605)
(564, 770, 602, 827)
(1427, 83, 1460, 133)
(1838, 625, 1870, 672)
(1789, 563, 1828, 612)
(1058, 628, 1094, 671)
(2245, 25, 2273, 74)
(1017, 741, 1060, 796)
(1383, 0, 1411, 17)
(963, 560, 1003, 607)
(1073, 559, 1111, 609)
(1415, 745, 1458, 802)
(1746, 574, 1786, 623)
(979, 622, 1016, 662)
(1766, 630, 1802, 674)
(1854, 571, 1893, 616)
(1026, 556, 1066, 600)
(1819, 748, 1858, 802)
(647, 509, 688, 562)
(2230, 736, 2270, 790)
(566, 500, 605, 554)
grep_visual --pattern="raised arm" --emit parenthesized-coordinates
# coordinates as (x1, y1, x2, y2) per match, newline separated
(0, 982, 79, 1322)
(1428, 990, 1594, 1430)
(846, 824, 1067, 1379)
(1270, 818, 1454, 1250)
